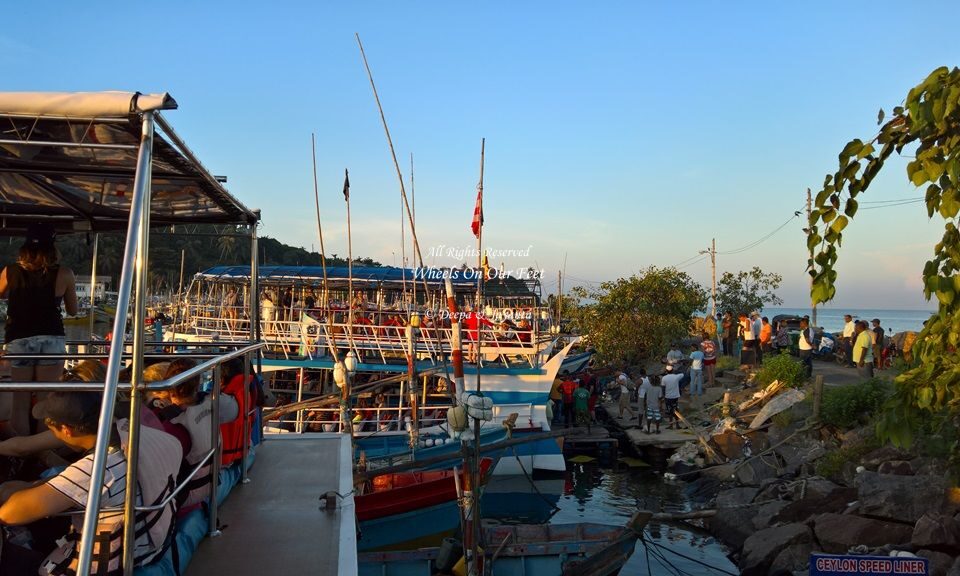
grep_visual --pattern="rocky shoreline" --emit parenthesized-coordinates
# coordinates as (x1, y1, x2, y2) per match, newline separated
(650, 368, 960, 575)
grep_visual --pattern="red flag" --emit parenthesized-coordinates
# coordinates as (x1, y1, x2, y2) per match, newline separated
(471, 185, 483, 238)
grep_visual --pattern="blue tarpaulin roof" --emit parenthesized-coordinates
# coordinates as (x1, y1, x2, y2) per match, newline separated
(196, 265, 538, 298)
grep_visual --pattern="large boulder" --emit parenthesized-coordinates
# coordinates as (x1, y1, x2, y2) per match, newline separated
(912, 513, 960, 553)
(812, 513, 912, 553)
(740, 523, 812, 576)
(856, 471, 951, 524)
(774, 479, 857, 524)
(770, 542, 814, 574)
(948, 555, 960, 576)
(710, 504, 759, 550)
(918, 549, 955, 576)
(715, 486, 759, 508)
(752, 500, 790, 530)
(712, 429, 747, 460)
(734, 457, 780, 486)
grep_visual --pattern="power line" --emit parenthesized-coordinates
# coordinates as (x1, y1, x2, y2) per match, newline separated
(676, 255, 708, 270)
(717, 205, 805, 255)
(859, 197, 925, 210)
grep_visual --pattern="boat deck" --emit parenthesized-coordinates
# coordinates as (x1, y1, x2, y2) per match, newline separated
(187, 434, 356, 575)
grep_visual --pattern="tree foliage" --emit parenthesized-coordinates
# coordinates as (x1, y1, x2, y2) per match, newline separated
(715, 266, 783, 314)
(569, 266, 707, 365)
(805, 66, 960, 448)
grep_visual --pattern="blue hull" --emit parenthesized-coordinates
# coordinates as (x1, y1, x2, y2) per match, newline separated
(357, 500, 461, 552)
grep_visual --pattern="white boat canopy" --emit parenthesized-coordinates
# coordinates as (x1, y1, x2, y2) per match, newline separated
(0, 91, 259, 235)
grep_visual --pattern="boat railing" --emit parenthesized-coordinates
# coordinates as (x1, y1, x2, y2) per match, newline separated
(270, 403, 450, 434)
(177, 303, 546, 367)
(0, 341, 265, 568)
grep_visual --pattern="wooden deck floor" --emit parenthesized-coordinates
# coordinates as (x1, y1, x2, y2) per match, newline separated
(187, 434, 356, 575)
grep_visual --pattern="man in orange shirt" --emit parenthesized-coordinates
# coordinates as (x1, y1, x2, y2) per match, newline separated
(759, 316, 773, 358)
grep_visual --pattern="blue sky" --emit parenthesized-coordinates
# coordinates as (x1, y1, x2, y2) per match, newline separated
(5, 1, 957, 309)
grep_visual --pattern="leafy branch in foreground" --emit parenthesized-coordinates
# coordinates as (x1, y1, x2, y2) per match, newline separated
(805, 66, 960, 447)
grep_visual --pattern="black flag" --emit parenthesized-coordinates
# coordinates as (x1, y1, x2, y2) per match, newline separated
(342, 169, 350, 201)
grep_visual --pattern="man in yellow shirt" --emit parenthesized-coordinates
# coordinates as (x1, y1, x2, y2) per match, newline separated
(853, 320, 875, 379)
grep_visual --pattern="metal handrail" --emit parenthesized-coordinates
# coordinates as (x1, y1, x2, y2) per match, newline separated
(0, 343, 264, 393)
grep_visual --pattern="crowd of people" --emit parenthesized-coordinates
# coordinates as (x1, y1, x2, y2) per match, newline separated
(0, 354, 261, 575)
(0, 224, 260, 575)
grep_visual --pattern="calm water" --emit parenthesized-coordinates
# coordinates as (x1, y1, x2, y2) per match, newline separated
(483, 464, 736, 575)
(763, 307, 933, 334)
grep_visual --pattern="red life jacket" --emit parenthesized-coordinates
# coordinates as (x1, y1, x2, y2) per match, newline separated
(220, 374, 254, 467)
(560, 380, 576, 403)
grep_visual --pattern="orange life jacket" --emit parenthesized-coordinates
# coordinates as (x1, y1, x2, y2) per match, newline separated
(220, 374, 254, 467)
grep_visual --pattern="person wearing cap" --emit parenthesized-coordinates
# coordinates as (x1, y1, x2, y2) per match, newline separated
(842, 314, 856, 367)
(0, 388, 183, 575)
(871, 319, 885, 369)
(853, 320, 875, 379)
(0, 222, 79, 436)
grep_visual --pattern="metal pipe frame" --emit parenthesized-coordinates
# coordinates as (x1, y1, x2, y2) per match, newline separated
(75, 111, 154, 576)
(242, 228, 258, 484)
(208, 363, 222, 537)
(0, 138, 139, 150)
(122, 148, 153, 575)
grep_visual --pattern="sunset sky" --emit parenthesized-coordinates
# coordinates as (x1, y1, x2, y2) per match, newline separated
(5, 1, 958, 309)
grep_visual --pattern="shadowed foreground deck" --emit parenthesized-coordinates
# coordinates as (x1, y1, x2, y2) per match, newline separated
(187, 434, 356, 575)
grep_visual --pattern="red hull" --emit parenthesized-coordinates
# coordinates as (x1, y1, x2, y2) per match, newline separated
(356, 458, 493, 522)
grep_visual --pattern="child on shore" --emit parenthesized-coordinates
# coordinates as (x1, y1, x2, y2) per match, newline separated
(645, 376, 663, 434)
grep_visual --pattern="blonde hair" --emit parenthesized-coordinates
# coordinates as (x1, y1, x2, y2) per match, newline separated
(62, 360, 107, 383)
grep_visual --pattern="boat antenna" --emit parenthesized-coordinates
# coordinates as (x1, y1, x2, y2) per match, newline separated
(311, 133, 331, 307)
(355, 33, 451, 381)
(311, 134, 341, 363)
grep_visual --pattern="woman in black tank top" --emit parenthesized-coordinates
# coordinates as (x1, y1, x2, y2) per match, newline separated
(0, 224, 79, 436)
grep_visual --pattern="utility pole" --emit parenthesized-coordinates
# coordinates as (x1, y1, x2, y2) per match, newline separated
(700, 238, 717, 317)
(806, 188, 818, 327)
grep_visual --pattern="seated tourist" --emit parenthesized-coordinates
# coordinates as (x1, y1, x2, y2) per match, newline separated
(0, 388, 182, 575)
(147, 359, 239, 515)
(219, 359, 256, 468)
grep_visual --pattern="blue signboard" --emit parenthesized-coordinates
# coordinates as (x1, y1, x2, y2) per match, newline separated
(811, 554, 928, 576)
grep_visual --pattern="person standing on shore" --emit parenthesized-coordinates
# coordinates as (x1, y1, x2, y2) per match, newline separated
(661, 367, 683, 430)
(560, 377, 577, 427)
(688, 344, 704, 401)
(615, 372, 636, 421)
(573, 381, 591, 432)
(722, 312, 734, 356)
(637, 369, 651, 429)
(853, 320, 875, 379)
(759, 316, 772, 357)
(644, 376, 663, 434)
(549, 377, 563, 424)
(751, 312, 764, 365)
(739, 313, 756, 366)
(798, 317, 815, 378)
(700, 332, 717, 387)
(871, 319, 884, 369)
(842, 314, 856, 367)
(715, 313, 723, 350)
(0, 223, 79, 437)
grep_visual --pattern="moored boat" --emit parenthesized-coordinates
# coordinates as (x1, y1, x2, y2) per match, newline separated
(357, 512, 650, 575)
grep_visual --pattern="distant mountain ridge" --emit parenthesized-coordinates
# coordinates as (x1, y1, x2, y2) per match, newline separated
(0, 225, 381, 293)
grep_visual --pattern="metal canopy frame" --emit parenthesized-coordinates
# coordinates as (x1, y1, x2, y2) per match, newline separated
(0, 91, 261, 576)
(0, 92, 258, 236)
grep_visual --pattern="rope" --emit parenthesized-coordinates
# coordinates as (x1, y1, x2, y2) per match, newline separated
(510, 446, 560, 512)
(644, 532, 738, 576)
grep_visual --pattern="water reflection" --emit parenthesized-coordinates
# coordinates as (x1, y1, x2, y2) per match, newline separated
(483, 463, 737, 575)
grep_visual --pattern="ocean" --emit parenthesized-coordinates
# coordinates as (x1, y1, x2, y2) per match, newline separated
(761, 307, 933, 334)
